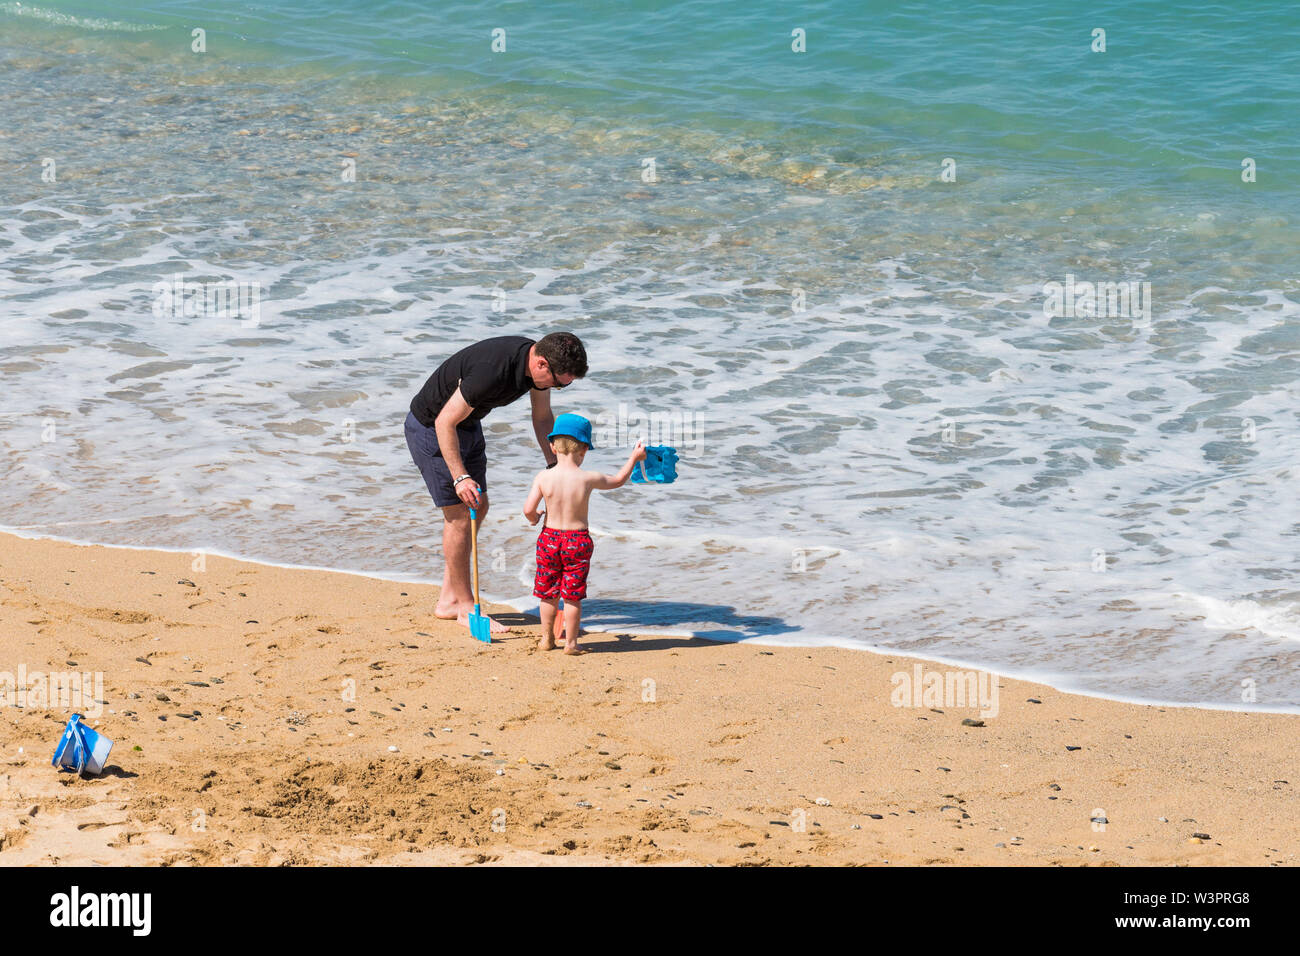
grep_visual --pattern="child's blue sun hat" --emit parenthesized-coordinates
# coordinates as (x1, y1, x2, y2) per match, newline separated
(548, 413, 594, 449)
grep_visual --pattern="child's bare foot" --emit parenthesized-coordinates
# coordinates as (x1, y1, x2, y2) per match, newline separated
(563, 643, 587, 656)
(538, 634, 556, 651)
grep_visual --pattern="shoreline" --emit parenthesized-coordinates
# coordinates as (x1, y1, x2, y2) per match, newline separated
(0, 526, 1293, 717)
(1, 531, 1296, 866)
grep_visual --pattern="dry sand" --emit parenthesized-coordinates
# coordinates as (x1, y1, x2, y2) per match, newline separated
(0, 531, 1294, 866)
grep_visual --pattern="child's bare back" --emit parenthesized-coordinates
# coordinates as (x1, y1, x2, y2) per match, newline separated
(529, 460, 619, 529)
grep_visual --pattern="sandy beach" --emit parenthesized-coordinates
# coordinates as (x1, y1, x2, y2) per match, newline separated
(0, 530, 1294, 867)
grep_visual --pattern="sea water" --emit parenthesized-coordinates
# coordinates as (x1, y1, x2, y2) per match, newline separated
(2, 0, 1298, 709)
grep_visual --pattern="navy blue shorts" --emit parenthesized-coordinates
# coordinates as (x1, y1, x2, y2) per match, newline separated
(405, 410, 487, 508)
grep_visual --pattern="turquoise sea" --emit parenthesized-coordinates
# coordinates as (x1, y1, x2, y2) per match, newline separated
(2, 0, 1299, 708)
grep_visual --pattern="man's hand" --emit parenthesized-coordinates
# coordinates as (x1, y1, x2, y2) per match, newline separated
(456, 479, 481, 509)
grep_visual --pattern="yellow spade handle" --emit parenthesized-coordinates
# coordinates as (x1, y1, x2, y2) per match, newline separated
(470, 510, 481, 608)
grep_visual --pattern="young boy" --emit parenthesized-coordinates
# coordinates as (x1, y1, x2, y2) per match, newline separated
(523, 413, 645, 655)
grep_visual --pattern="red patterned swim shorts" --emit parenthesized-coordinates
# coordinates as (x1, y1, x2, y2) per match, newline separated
(533, 527, 595, 601)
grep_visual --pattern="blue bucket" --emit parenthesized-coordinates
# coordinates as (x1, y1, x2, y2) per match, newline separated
(52, 714, 114, 776)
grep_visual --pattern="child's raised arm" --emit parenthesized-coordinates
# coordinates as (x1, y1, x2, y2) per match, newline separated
(522, 473, 544, 524)
(590, 441, 647, 490)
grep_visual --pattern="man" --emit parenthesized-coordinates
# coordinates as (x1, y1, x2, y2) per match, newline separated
(404, 332, 588, 631)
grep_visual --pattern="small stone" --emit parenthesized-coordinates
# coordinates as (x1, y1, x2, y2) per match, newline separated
(1158, 816, 1168, 822)
(388, 745, 398, 752)
(995, 842, 1006, 848)
(815, 797, 831, 806)
(1049, 783, 1061, 791)
(480, 749, 493, 756)
(1026, 698, 1041, 704)
(1091, 816, 1108, 825)
(155, 693, 170, 702)
(961, 718, 984, 727)
(1065, 746, 1082, 751)
(1189, 837, 1203, 844)
(576, 801, 592, 808)
(495, 769, 505, 776)
(868, 813, 883, 820)
(1191, 831, 1211, 840)
(604, 761, 621, 770)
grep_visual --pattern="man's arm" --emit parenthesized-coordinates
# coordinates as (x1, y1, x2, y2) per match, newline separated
(530, 387, 557, 466)
(435, 387, 480, 507)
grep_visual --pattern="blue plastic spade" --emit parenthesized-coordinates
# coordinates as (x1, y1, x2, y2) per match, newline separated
(630, 445, 679, 484)
(468, 506, 492, 642)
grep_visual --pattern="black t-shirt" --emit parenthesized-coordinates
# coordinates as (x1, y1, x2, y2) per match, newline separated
(410, 335, 536, 428)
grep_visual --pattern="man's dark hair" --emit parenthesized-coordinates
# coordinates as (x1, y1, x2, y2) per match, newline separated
(535, 332, 588, 379)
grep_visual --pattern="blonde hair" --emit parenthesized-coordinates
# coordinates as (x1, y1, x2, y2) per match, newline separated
(551, 435, 584, 454)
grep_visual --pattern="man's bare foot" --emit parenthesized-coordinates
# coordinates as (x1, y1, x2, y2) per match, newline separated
(454, 610, 511, 633)
(434, 600, 467, 620)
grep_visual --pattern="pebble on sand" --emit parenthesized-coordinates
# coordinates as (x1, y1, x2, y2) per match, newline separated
(388, 745, 398, 752)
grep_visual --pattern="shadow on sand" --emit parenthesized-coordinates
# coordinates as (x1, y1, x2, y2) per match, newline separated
(487, 599, 799, 652)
